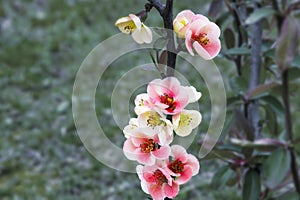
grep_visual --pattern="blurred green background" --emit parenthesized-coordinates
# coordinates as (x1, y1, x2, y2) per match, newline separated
(0, 0, 239, 199)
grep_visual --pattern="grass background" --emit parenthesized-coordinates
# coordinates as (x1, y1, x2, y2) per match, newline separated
(0, 0, 242, 199)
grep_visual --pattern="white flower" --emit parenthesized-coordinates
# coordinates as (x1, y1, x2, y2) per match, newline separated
(115, 14, 152, 44)
(172, 110, 202, 137)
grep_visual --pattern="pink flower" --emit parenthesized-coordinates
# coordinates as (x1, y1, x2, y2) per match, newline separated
(123, 127, 172, 166)
(185, 18, 221, 60)
(147, 77, 190, 115)
(136, 161, 179, 200)
(166, 145, 200, 185)
(173, 10, 209, 38)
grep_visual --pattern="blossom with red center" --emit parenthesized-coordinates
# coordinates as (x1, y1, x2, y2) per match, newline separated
(147, 77, 200, 115)
(123, 127, 172, 166)
(166, 145, 200, 185)
(136, 161, 179, 200)
(173, 10, 209, 38)
(185, 18, 221, 60)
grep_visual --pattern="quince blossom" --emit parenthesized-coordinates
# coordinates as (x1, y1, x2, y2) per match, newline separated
(137, 161, 179, 200)
(185, 18, 221, 60)
(173, 10, 209, 38)
(166, 145, 200, 185)
(115, 14, 152, 44)
(173, 110, 202, 137)
(123, 127, 172, 166)
(147, 77, 201, 115)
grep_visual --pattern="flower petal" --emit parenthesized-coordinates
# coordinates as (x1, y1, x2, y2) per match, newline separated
(175, 165, 193, 185)
(163, 182, 179, 198)
(170, 145, 188, 163)
(123, 139, 137, 160)
(193, 41, 212, 60)
(183, 86, 202, 103)
(137, 152, 156, 165)
(186, 154, 200, 176)
(129, 14, 142, 30)
(148, 184, 164, 200)
(152, 145, 171, 160)
(173, 110, 202, 137)
(185, 30, 194, 56)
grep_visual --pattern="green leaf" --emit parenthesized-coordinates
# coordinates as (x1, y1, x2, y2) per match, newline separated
(244, 82, 280, 100)
(245, 8, 275, 25)
(224, 28, 235, 49)
(226, 47, 251, 55)
(264, 105, 278, 136)
(260, 95, 284, 114)
(234, 110, 254, 141)
(262, 148, 291, 189)
(242, 169, 261, 200)
(229, 77, 248, 95)
(288, 67, 300, 81)
(276, 16, 300, 72)
(211, 166, 236, 189)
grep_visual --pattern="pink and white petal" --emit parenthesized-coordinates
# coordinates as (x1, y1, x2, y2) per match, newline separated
(175, 165, 193, 185)
(163, 182, 179, 198)
(174, 89, 189, 109)
(202, 22, 221, 38)
(188, 19, 208, 36)
(123, 139, 138, 160)
(192, 14, 210, 24)
(129, 14, 142, 30)
(186, 154, 200, 176)
(202, 37, 221, 59)
(152, 145, 171, 160)
(141, 24, 152, 44)
(171, 145, 188, 162)
(140, 179, 149, 194)
(143, 171, 156, 184)
(164, 77, 181, 95)
(132, 29, 145, 44)
(159, 167, 174, 186)
(136, 165, 144, 181)
(176, 10, 195, 22)
(183, 86, 202, 103)
(137, 152, 156, 165)
(185, 30, 194, 56)
(193, 41, 212, 60)
(148, 184, 165, 200)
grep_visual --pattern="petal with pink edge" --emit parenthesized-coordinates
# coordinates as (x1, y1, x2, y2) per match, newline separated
(149, 184, 165, 200)
(186, 154, 200, 176)
(175, 165, 193, 185)
(170, 145, 188, 163)
(163, 182, 179, 198)
(123, 139, 137, 160)
(152, 145, 171, 159)
(137, 152, 156, 165)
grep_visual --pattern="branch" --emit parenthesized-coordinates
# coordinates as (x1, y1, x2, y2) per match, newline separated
(247, 5, 263, 139)
(282, 70, 300, 194)
(148, 0, 177, 77)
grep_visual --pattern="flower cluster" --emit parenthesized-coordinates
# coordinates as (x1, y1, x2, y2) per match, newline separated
(115, 10, 221, 60)
(123, 77, 201, 200)
(173, 10, 221, 60)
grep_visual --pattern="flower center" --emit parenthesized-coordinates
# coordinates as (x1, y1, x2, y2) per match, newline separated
(193, 33, 209, 46)
(146, 112, 165, 128)
(140, 139, 160, 153)
(124, 21, 136, 33)
(168, 160, 184, 174)
(160, 93, 176, 112)
(153, 169, 168, 185)
(179, 113, 192, 127)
